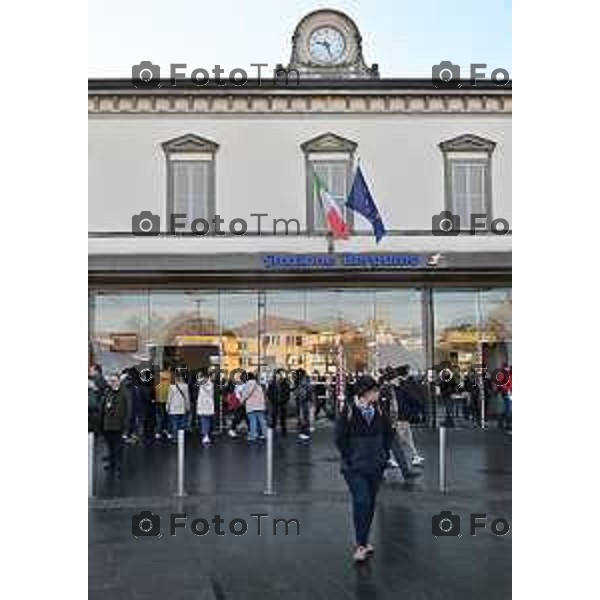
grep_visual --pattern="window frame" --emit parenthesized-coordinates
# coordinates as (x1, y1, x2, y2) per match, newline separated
(439, 134, 496, 231)
(162, 134, 219, 234)
(301, 133, 357, 235)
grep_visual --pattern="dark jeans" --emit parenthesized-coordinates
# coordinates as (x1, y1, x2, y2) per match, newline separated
(154, 403, 168, 434)
(230, 405, 248, 431)
(390, 433, 413, 477)
(343, 470, 383, 547)
(103, 430, 123, 471)
(297, 400, 311, 436)
(315, 395, 327, 419)
(442, 396, 455, 427)
(500, 394, 512, 430)
(199, 415, 212, 438)
(270, 402, 288, 433)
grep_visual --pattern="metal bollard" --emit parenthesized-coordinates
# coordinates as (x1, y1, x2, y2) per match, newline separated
(176, 429, 186, 497)
(439, 426, 447, 494)
(88, 431, 95, 498)
(264, 427, 276, 496)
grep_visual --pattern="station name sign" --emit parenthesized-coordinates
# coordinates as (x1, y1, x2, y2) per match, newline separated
(262, 253, 433, 270)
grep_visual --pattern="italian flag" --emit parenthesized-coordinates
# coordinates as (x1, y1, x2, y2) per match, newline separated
(314, 174, 350, 239)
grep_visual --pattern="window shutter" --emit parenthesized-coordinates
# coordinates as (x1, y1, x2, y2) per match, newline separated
(450, 161, 487, 223)
(172, 161, 210, 228)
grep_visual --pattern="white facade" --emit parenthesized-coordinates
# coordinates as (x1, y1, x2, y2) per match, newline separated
(89, 104, 511, 256)
(88, 8, 511, 259)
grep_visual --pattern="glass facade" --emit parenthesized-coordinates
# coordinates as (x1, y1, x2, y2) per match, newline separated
(91, 287, 511, 382)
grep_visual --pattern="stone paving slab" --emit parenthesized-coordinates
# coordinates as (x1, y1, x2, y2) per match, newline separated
(90, 426, 511, 599)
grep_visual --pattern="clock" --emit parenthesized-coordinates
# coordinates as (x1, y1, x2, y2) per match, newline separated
(309, 26, 346, 64)
(285, 9, 379, 78)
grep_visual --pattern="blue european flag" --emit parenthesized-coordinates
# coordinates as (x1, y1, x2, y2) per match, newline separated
(346, 166, 387, 243)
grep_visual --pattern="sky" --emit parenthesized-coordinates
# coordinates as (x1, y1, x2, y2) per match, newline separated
(88, 0, 512, 78)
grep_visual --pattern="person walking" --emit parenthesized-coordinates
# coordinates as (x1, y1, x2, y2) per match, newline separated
(228, 378, 250, 438)
(99, 373, 130, 475)
(88, 364, 106, 434)
(267, 370, 290, 435)
(240, 372, 267, 443)
(154, 370, 170, 440)
(497, 364, 512, 432)
(295, 369, 314, 441)
(335, 375, 393, 563)
(196, 371, 215, 446)
(167, 373, 190, 439)
(378, 368, 420, 480)
(394, 367, 425, 466)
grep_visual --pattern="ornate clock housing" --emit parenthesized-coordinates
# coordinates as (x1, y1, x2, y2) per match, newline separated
(285, 9, 379, 79)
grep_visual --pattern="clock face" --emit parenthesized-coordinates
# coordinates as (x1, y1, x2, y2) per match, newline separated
(308, 26, 346, 64)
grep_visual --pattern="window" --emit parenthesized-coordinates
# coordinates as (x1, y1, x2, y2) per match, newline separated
(301, 133, 357, 234)
(439, 134, 496, 227)
(162, 134, 218, 232)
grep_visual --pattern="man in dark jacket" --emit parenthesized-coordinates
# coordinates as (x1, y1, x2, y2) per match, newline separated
(335, 375, 393, 563)
(88, 364, 107, 433)
(100, 373, 130, 474)
(267, 370, 291, 435)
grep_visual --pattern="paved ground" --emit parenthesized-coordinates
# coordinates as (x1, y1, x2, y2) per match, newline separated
(89, 423, 512, 600)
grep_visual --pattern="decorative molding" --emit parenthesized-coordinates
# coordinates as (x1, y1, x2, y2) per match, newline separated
(439, 133, 497, 153)
(88, 92, 512, 115)
(161, 133, 219, 154)
(300, 132, 358, 154)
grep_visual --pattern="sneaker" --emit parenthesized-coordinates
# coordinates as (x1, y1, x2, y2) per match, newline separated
(154, 433, 161, 440)
(298, 433, 310, 441)
(387, 458, 400, 468)
(353, 546, 369, 563)
(365, 544, 375, 555)
(166, 432, 173, 441)
(411, 455, 425, 466)
(228, 429, 239, 438)
(202, 435, 211, 446)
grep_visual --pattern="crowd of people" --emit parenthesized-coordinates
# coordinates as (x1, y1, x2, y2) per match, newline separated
(88, 361, 511, 563)
(88, 362, 511, 477)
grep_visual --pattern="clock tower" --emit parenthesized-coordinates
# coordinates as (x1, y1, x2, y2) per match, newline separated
(283, 9, 379, 79)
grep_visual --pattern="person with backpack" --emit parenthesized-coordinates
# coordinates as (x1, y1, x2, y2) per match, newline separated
(99, 372, 130, 475)
(378, 368, 421, 480)
(393, 366, 425, 467)
(239, 372, 267, 443)
(167, 373, 190, 438)
(335, 375, 394, 563)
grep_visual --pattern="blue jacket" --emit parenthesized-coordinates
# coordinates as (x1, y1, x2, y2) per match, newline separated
(334, 403, 393, 476)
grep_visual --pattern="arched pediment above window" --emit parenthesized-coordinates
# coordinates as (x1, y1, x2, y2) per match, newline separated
(439, 133, 496, 154)
(161, 133, 219, 154)
(300, 132, 357, 154)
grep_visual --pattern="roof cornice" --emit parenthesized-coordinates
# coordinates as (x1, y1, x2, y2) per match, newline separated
(89, 77, 511, 93)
